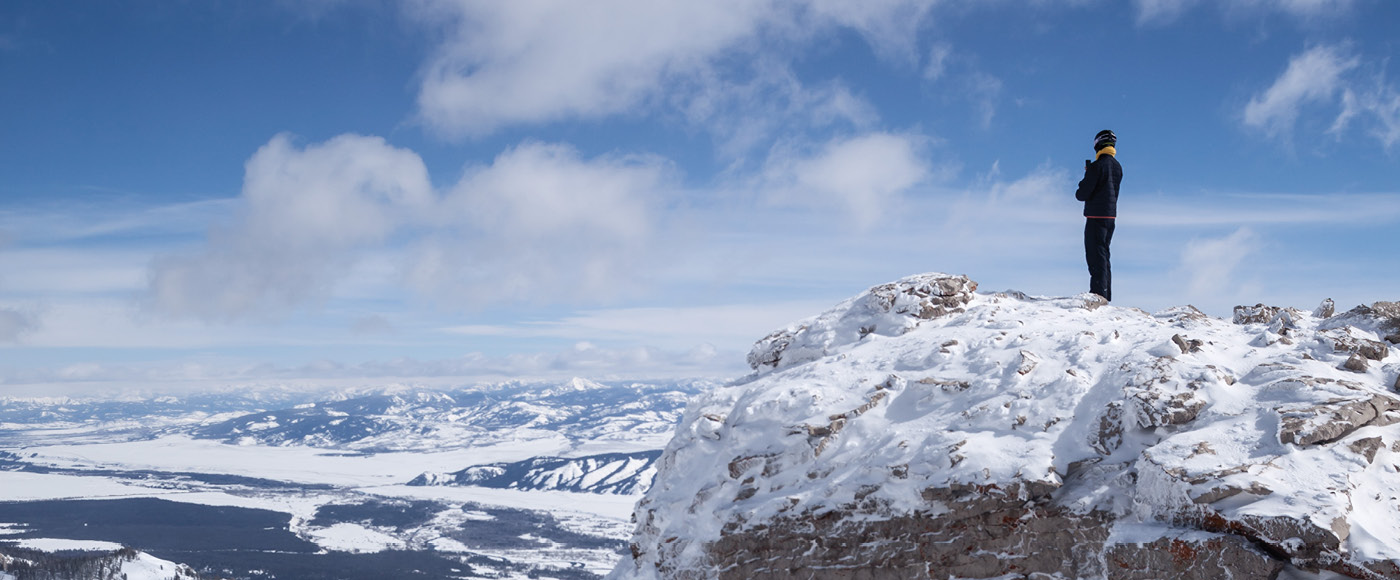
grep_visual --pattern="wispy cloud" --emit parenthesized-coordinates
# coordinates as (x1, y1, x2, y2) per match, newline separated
(1135, 0, 1357, 26)
(1332, 72, 1400, 150)
(1243, 44, 1359, 140)
(1243, 43, 1400, 149)
(1134, 0, 1200, 26)
(1178, 227, 1261, 303)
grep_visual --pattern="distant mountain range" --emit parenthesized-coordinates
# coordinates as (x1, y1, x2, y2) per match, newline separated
(409, 450, 662, 495)
(189, 378, 708, 452)
(1, 378, 713, 456)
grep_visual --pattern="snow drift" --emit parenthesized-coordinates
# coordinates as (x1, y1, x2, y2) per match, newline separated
(611, 273, 1400, 579)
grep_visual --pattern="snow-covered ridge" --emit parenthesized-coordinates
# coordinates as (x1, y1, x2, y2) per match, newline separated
(0, 543, 199, 580)
(409, 450, 662, 495)
(613, 272, 1400, 579)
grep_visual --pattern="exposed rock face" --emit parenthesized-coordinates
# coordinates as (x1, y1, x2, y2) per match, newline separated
(612, 275, 1400, 580)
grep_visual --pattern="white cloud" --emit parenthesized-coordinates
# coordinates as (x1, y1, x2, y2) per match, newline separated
(1135, 0, 1356, 25)
(965, 71, 1004, 128)
(1237, 0, 1356, 18)
(1243, 44, 1359, 139)
(1333, 74, 1400, 150)
(146, 134, 434, 320)
(143, 134, 675, 320)
(761, 132, 932, 228)
(1134, 0, 1200, 25)
(408, 142, 672, 306)
(803, 0, 936, 62)
(406, 0, 938, 138)
(1178, 227, 1261, 299)
(1243, 43, 1400, 148)
(923, 42, 953, 81)
(680, 60, 881, 160)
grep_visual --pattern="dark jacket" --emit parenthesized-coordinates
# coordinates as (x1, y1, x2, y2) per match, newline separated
(1075, 153, 1122, 218)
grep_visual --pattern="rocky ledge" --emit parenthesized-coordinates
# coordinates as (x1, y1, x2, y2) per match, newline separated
(610, 273, 1400, 580)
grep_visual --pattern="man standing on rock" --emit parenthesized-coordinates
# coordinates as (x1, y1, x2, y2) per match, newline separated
(1076, 129, 1121, 302)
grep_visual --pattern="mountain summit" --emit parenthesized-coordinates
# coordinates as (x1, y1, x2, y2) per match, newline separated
(611, 273, 1400, 579)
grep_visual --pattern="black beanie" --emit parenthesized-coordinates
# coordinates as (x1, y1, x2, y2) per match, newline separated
(1094, 129, 1116, 151)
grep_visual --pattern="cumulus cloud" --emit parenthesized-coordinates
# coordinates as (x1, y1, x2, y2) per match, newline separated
(407, 142, 672, 306)
(145, 135, 672, 320)
(1243, 44, 1359, 140)
(146, 134, 434, 320)
(406, 0, 937, 138)
(1179, 228, 1261, 298)
(761, 132, 932, 229)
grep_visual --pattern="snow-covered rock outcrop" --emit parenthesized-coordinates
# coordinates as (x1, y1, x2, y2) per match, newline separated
(612, 273, 1400, 579)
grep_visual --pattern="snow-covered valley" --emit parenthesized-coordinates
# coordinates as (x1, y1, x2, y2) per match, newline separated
(0, 378, 710, 579)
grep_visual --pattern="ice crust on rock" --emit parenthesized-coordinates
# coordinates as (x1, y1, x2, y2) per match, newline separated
(612, 273, 1400, 580)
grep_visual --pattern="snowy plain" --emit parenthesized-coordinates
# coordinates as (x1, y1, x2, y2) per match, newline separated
(0, 378, 700, 579)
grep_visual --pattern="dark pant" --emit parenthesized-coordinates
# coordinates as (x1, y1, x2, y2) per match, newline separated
(1084, 218, 1114, 301)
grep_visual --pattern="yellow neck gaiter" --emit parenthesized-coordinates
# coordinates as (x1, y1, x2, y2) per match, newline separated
(1095, 145, 1116, 160)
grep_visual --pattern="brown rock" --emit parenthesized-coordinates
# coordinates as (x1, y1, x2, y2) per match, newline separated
(1084, 293, 1108, 310)
(1343, 354, 1369, 372)
(1171, 334, 1203, 353)
(710, 482, 1112, 580)
(1278, 395, 1400, 446)
(1105, 535, 1283, 580)
(1325, 329, 1391, 361)
(1349, 436, 1384, 464)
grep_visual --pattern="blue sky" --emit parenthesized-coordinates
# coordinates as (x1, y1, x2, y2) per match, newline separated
(2, 0, 1398, 393)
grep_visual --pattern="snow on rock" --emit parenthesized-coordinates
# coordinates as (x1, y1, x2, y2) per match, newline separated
(611, 273, 1400, 579)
